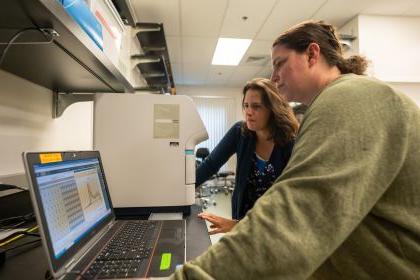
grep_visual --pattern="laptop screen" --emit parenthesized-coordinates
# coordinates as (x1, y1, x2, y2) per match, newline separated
(33, 157, 112, 258)
(24, 151, 115, 274)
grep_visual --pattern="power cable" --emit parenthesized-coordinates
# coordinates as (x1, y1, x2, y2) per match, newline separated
(0, 27, 53, 66)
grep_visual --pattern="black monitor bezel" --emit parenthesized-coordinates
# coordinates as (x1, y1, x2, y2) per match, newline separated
(24, 151, 115, 274)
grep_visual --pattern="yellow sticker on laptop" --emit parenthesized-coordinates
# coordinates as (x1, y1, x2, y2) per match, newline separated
(39, 153, 62, 164)
(160, 253, 171, 270)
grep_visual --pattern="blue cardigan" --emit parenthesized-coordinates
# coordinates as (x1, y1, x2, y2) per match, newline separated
(196, 121, 294, 220)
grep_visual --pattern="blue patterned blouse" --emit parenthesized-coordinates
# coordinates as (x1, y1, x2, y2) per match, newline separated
(242, 152, 278, 215)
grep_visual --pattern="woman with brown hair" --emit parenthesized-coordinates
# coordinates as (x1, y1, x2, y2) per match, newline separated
(196, 78, 299, 234)
(173, 21, 420, 279)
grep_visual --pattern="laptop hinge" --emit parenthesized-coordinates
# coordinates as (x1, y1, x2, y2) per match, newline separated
(64, 257, 77, 271)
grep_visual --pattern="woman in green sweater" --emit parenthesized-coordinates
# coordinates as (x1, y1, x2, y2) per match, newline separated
(172, 20, 420, 279)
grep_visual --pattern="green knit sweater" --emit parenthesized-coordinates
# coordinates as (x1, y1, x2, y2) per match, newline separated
(172, 74, 420, 279)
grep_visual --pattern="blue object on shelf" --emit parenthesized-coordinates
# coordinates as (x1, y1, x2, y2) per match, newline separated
(62, 0, 103, 50)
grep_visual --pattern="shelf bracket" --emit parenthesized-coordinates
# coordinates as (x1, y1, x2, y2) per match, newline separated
(53, 91, 94, 118)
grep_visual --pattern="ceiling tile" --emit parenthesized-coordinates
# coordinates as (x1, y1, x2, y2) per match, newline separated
(312, 0, 369, 27)
(131, 0, 181, 36)
(182, 37, 218, 64)
(182, 63, 209, 85)
(226, 79, 246, 87)
(246, 40, 273, 54)
(361, 0, 418, 15)
(229, 66, 261, 83)
(256, 0, 326, 41)
(181, 0, 228, 37)
(130, 0, 420, 88)
(207, 66, 235, 83)
(403, 0, 420, 16)
(166, 36, 182, 63)
(255, 64, 273, 79)
(206, 80, 229, 86)
(220, 0, 277, 38)
(240, 40, 272, 66)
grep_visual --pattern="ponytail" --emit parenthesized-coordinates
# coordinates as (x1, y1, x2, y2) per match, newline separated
(337, 55, 368, 75)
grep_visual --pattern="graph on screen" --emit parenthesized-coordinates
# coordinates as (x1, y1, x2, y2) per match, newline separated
(75, 168, 106, 220)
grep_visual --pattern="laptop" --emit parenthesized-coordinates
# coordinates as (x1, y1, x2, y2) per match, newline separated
(23, 151, 185, 279)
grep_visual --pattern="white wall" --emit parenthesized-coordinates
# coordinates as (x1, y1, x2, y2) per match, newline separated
(390, 82, 420, 107)
(341, 15, 420, 83)
(177, 85, 244, 121)
(339, 15, 420, 106)
(358, 15, 420, 83)
(0, 70, 93, 176)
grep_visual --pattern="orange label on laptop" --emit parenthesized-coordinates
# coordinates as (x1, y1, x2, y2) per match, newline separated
(39, 153, 62, 164)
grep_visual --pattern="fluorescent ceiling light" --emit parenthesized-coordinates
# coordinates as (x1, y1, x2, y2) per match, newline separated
(212, 38, 252, 66)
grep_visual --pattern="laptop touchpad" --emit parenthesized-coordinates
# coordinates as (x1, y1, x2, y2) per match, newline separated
(148, 220, 185, 277)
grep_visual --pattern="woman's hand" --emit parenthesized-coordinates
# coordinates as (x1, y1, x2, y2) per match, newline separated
(198, 212, 238, 235)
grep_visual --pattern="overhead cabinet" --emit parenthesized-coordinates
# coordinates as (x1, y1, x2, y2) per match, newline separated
(0, 0, 134, 93)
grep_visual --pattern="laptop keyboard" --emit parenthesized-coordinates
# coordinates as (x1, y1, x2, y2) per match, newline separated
(83, 220, 161, 279)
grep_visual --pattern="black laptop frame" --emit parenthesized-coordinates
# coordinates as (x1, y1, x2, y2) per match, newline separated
(23, 151, 116, 274)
